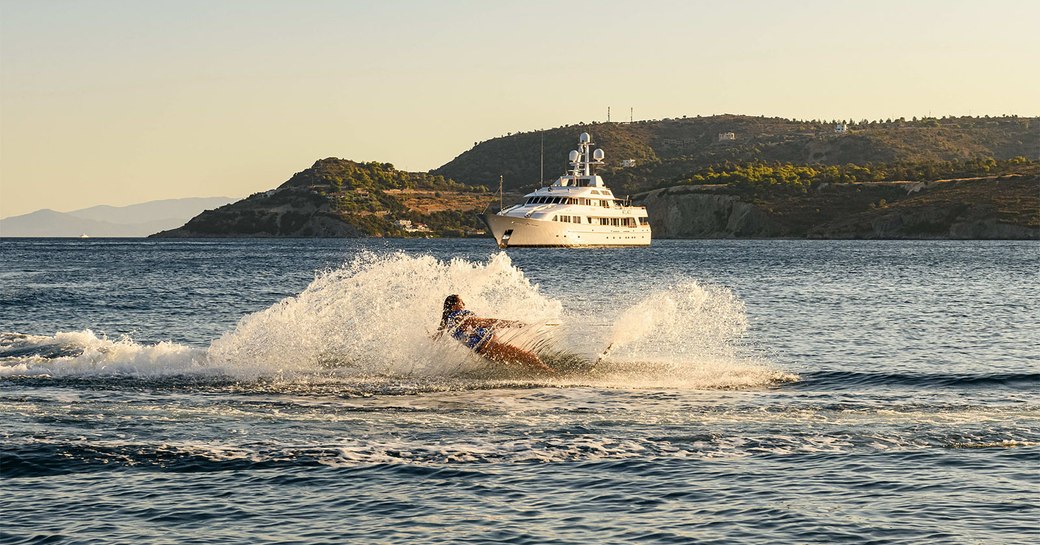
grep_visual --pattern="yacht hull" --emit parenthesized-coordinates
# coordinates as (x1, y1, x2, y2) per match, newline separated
(484, 213, 651, 248)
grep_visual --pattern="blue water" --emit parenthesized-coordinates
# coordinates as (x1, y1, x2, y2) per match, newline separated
(1, 239, 1037, 544)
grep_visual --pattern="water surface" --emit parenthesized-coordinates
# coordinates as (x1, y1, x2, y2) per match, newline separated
(1, 239, 1037, 544)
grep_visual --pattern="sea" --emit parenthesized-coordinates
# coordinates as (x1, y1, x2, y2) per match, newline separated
(1, 238, 1037, 544)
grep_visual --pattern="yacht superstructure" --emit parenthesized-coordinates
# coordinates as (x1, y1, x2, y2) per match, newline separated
(483, 132, 651, 248)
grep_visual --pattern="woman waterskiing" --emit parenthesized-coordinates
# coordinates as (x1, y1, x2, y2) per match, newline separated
(437, 294, 552, 373)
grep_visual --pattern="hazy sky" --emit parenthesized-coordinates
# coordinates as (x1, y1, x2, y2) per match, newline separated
(2, 0, 1038, 217)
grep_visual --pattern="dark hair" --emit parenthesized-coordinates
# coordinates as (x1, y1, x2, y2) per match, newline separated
(439, 294, 461, 330)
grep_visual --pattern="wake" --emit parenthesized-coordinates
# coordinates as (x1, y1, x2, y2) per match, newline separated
(0, 252, 793, 390)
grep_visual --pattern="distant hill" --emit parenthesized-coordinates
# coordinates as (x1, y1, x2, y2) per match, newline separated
(0, 197, 236, 237)
(432, 115, 1039, 195)
(151, 159, 496, 238)
(152, 114, 1039, 240)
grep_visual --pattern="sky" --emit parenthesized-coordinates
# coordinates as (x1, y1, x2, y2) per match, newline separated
(2, 0, 1038, 217)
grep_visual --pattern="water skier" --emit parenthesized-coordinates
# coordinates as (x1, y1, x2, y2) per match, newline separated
(437, 294, 552, 372)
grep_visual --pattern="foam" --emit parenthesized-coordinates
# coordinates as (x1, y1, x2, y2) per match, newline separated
(0, 330, 205, 378)
(206, 251, 563, 378)
(2, 252, 788, 389)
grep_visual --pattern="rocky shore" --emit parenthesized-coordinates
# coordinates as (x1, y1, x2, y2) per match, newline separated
(637, 175, 1039, 239)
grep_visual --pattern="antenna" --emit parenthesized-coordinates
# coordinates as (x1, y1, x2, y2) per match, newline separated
(608, 106, 611, 123)
(540, 134, 544, 187)
(499, 175, 503, 211)
(630, 107, 633, 123)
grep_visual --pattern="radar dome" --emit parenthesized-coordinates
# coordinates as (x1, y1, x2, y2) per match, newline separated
(579, 132, 591, 143)
(568, 150, 580, 162)
(592, 149, 605, 161)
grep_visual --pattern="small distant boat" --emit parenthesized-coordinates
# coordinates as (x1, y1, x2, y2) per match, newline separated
(483, 132, 651, 248)
(79, 234, 90, 239)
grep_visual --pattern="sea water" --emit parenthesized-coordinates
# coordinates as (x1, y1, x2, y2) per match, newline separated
(0, 239, 1036, 544)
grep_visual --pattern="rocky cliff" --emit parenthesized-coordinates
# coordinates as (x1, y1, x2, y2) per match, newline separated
(640, 189, 782, 237)
(638, 175, 1039, 239)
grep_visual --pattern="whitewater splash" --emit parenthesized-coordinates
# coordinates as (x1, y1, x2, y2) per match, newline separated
(0, 252, 790, 389)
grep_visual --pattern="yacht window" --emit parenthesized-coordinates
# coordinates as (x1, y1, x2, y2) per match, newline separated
(600, 200, 609, 208)
(639, 217, 649, 225)
(554, 197, 563, 204)
(552, 215, 557, 221)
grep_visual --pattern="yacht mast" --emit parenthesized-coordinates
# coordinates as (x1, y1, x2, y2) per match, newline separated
(540, 134, 544, 187)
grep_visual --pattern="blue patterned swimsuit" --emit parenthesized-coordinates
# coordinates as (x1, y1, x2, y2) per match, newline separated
(446, 310, 493, 351)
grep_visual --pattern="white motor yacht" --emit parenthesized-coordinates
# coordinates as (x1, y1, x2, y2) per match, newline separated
(483, 132, 651, 248)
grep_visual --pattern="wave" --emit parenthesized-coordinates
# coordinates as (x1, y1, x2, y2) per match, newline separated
(6, 429, 1036, 478)
(796, 370, 1039, 390)
(0, 252, 785, 390)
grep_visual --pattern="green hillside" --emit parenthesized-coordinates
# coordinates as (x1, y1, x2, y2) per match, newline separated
(432, 115, 1039, 194)
(154, 115, 1039, 240)
(152, 159, 494, 238)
